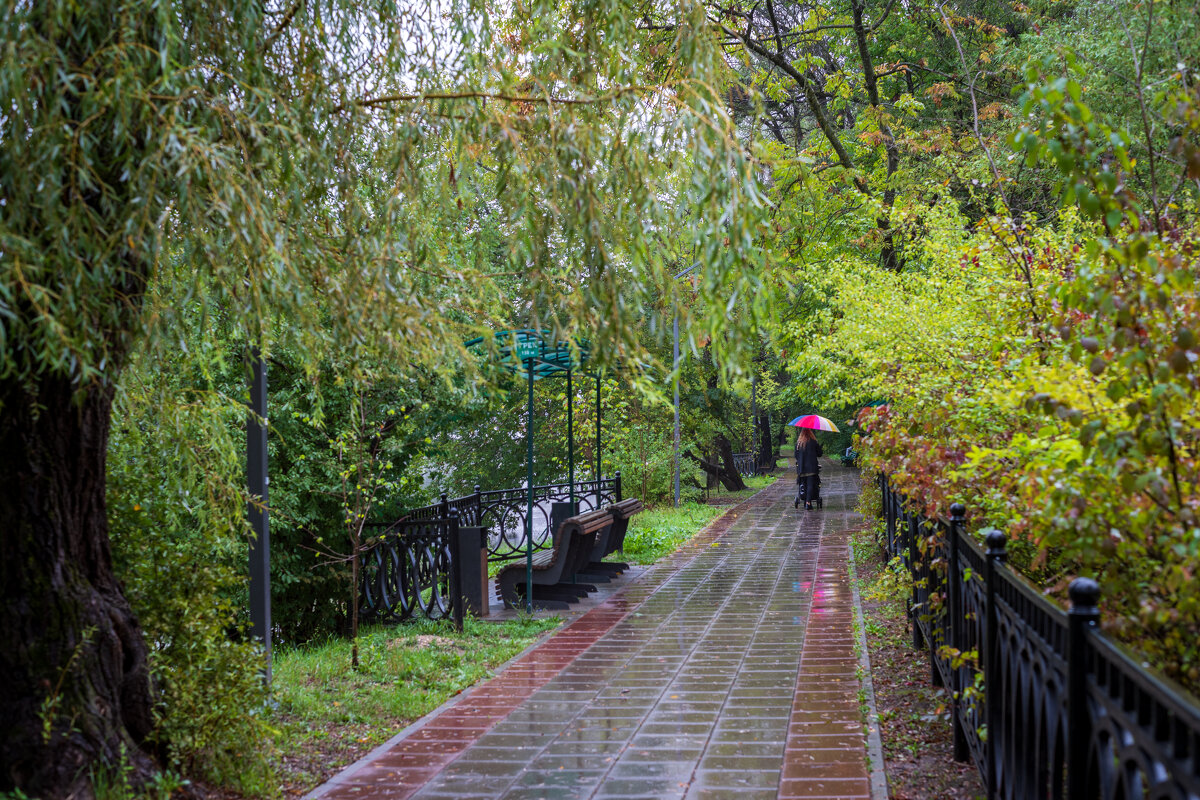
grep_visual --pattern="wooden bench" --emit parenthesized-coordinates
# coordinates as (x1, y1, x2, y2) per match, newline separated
(581, 497, 644, 579)
(496, 508, 613, 610)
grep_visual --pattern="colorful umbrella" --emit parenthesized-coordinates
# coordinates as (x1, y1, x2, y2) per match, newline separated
(787, 414, 840, 432)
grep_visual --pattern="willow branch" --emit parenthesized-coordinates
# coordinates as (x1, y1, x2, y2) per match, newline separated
(335, 85, 663, 114)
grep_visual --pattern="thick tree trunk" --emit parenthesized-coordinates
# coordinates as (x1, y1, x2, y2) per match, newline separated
(715, 435, 747, 491)
(0, 376, 159, 798)
(756, 412, 776, 472)
(688, 434, 747, 492)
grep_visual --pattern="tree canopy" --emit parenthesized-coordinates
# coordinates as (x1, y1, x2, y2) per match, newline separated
(4, 0, 1200, 795)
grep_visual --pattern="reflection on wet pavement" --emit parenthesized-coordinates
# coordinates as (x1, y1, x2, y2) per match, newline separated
(308, 465, 873, 800)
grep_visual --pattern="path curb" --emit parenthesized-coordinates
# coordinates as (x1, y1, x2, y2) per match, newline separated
(850, 553, 890, 800)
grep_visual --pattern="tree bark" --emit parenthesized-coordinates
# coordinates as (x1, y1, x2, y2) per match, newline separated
(756, 412, 776, 472)
(0, 375, 159, 798)
(851, 0, 903, 271)
(687, 434, 747, 492)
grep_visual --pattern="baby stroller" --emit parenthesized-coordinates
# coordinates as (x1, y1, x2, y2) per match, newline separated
(794, 464, 823, 510)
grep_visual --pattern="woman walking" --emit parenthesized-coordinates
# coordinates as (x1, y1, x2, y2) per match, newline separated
(794, 428, 823, 510)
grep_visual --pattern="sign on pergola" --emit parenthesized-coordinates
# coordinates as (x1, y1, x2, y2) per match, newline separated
(465, 329, 604, 613)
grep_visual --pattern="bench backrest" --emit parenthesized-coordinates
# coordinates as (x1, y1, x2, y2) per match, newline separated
(609, 497, 644, 520)
(560, 508, 613, 575)
(560, 507, 613, 538)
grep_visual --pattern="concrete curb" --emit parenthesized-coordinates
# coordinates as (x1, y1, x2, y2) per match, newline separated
(850, 556, 890, 800)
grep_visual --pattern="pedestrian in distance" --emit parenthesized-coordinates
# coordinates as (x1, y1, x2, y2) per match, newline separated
(794, 427, 823, 510)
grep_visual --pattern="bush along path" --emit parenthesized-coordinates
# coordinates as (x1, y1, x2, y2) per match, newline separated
(306, 462, 885, 800)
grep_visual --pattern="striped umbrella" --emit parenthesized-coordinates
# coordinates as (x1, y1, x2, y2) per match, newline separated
(786, 414, 840, 432)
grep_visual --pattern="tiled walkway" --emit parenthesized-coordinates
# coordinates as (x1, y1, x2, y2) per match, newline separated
(309, 464, 879, 800)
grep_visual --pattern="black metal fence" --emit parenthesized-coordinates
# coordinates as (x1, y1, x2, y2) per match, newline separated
(880, 474, 1200, 800)
(732, 452, 757, 477)
(391, 475, 621, 563)
(360, 512, 464, 629)
(358, 475, 622, 626)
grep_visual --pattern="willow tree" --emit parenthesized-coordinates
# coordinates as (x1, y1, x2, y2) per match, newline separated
(0, 0, 765, 795)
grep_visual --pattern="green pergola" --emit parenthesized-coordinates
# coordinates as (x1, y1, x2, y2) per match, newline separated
(465, 329, 603, 613)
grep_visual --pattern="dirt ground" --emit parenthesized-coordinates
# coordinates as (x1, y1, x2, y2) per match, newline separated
(857, 538, 987, 800)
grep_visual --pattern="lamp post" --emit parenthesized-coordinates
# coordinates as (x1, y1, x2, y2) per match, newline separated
(515, 337, 539, 614)
(673, 314, 680, 508)
(246, 345, 271, 681)
(751, 372, 757, 474)
(672, 262, 700, 508)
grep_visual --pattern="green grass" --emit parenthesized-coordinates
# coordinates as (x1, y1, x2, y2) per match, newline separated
(619, 475, 776, 564)
(712, 473, 777, 504)
(619, 504, 727, 564)
(270, 616, 558, 790)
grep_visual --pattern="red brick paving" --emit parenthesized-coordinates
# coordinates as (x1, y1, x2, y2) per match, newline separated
(308, 468, 879, 800)
(780, 527, 871, 800)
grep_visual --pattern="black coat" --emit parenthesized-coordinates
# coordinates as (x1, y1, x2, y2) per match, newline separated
(795, 438, 823, 474)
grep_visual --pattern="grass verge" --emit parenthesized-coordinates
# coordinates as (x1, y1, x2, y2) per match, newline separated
(705, 472, 777, 506)
(620, 474, 776, 564)
(269, 616, 559, 797)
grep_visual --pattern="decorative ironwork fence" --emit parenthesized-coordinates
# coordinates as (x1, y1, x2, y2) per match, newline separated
(732, 452, 757, 477)
(879, 474, 1200, 800)
(359, 512, 463, 629)
(388, 475, 621, 563)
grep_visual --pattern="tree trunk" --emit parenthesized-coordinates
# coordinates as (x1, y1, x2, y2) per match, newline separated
(756, 412, 776, 472)
(0, 376, 159, 798)
(689, 434, 747, 492)
(716, 434, 748, 490)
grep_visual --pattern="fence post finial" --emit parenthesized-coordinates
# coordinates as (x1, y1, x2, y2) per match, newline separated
(984, 529, 1007, 560)
(1067, 576, 1100, 800)
(1068, 577, 1100, 611)
(983, 527, 1006, 800)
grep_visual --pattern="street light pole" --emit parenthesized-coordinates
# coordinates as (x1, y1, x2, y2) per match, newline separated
(751, 372, 757, 474)
(673, 312, 680, 508)
(246, 345, 271, 681)
(672, 261, 699, 509)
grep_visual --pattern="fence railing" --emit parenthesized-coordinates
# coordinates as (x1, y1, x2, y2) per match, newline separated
(880, 474, 1200, 800)
(387, 474, 621, 563)
(360, 512, 464, 629)
(732, 452, 757, 477)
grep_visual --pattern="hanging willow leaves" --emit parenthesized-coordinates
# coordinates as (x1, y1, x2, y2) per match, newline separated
(0, 0, 767, 794)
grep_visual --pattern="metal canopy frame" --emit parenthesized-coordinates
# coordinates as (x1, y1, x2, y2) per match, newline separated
(465, 328, 592, 381)
(466, 329, 604, 613)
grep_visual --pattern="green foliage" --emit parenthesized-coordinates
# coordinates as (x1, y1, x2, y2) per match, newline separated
(754, 0, 1200, 692)
(5, 0, 775, 791)
(779, 37, 1200, 693)
(108, 357, 274, 792)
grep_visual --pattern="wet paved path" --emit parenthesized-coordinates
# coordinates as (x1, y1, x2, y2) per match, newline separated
(310, 464, 877, 800)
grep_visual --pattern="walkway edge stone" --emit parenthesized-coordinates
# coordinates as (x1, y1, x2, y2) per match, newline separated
(849, 551, 889, 800)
